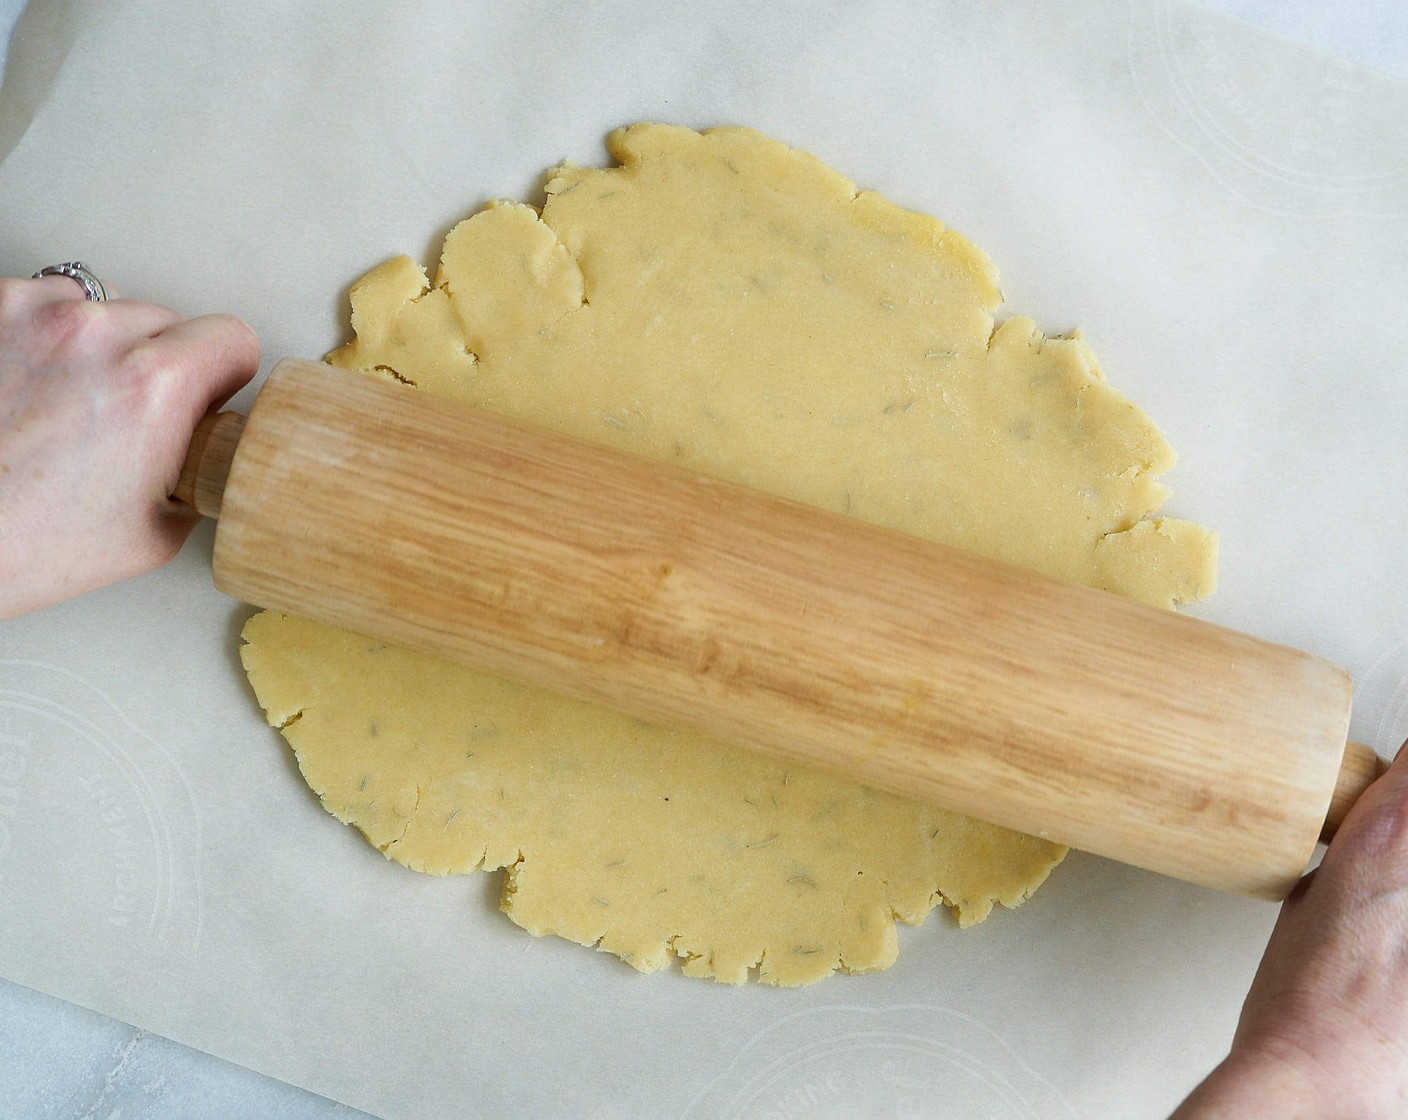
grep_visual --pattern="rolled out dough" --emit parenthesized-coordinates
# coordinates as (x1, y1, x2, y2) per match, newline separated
(241, 124, 1216, 985)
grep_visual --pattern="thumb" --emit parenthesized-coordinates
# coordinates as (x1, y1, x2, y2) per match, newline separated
(1314, 738, 1408, 894)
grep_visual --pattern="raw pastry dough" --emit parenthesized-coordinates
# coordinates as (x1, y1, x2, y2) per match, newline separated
(241, 124, 1216, 985)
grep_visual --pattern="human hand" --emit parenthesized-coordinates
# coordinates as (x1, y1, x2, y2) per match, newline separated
(1173, 741, 1408, 1118)
(0, 273, 259, 619)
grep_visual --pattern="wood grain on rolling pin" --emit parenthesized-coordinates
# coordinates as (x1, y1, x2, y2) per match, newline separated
(212, 360, 1354, 899)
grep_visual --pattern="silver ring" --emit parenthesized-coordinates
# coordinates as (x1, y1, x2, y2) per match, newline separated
(31, 261, 108, 302)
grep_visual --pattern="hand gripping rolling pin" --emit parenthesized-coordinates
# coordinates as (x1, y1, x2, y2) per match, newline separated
(175, 358, 1384, 899)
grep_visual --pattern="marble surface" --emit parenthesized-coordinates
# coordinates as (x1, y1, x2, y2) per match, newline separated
(0, 1, 1403, 1117)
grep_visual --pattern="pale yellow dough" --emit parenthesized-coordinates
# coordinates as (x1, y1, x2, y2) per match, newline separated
(241, 124, 1217, 986)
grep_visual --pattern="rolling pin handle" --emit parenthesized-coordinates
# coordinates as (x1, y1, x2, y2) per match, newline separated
(1319, 740, 1388, 843)
(172, 411, 247, 519)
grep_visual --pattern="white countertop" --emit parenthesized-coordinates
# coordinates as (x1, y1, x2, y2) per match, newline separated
(0, 2, 1404, 1117)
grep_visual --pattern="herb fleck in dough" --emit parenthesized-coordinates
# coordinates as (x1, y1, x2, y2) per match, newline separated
(240, 124, 1217, 986)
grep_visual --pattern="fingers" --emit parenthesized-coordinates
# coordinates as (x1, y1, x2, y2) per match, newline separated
(21, 270, 197, 345)
(20, 273, 125, 305)
(20, 292, 183, 365)
(144, 314, 261, 416)
(15, 277, 239, 360)
(26, 273, 97, 303)
(7, 272, 261, 451)
(49, 298, 184, 343)
(0, 273, 261, 616)
(1311, 738, 1408, 901)
(1333, 738, 1408, 839)
(107, 299, 183, 337)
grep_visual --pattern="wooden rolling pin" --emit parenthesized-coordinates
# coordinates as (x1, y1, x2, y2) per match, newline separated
(175, 358, 1385, 899)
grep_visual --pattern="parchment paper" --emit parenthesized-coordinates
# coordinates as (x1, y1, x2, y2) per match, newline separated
(1, 2, 1405, 1116)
